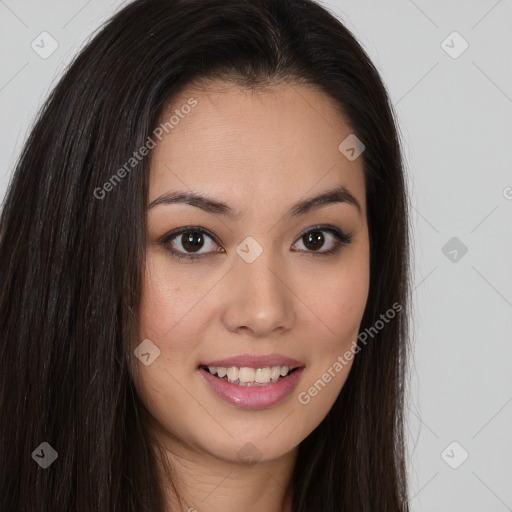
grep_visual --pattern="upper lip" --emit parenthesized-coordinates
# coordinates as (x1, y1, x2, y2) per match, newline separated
(199, 353, 304, 369)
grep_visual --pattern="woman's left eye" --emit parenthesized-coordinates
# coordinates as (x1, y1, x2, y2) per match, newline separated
(160, 225, 353, 262)
(291, 226, 353, 256)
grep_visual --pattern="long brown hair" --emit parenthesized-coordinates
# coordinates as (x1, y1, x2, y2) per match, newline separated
(0, 0, 411, 510)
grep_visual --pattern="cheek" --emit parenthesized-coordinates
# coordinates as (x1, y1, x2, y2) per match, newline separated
(304, 257, 370, 359)
(331, 272, 369, 340)
(134, 256, 207, 434)
(307, 274, 367, 382)
(290, 252, 369, 431)
(293, 271, 369, 436)
(138, 252, 209, 343)
(135, 255, 203, 413)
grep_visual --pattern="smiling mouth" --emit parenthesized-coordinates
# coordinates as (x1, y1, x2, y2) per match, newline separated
(199, 364, 301, 387)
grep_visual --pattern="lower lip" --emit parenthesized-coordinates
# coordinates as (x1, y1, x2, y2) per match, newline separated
(198, 367, 304, 409)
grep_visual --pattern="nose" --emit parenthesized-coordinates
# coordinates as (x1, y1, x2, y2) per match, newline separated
(220, 246, 296, 338)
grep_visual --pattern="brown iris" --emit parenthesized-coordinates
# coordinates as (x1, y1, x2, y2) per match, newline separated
(303, 231, 325, 251)
(181, 232, 204, 253)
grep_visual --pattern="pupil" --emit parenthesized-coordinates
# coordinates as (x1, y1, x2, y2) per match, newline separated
(182, 232, 203, 253)
(304, 231, 324, 251)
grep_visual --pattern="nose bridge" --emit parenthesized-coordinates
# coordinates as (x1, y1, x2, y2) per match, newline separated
(238, 243, 281, 296)
(222, 238, 295, 335)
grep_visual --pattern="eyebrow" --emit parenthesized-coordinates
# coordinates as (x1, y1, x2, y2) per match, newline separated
(148, 184, 362, 220)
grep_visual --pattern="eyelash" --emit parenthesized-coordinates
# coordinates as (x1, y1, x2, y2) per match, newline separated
(160, 224, 353, 262)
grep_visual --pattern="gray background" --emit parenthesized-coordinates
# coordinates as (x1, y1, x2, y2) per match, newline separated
(1, 1, 511, 510)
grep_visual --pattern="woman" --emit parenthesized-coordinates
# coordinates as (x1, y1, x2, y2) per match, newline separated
(0, 0, 411, 510)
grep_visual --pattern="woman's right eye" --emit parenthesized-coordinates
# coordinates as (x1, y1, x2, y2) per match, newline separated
(161, 227, 224, 261)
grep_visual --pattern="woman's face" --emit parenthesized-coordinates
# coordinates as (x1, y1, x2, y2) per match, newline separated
(135, 80, 370, 465)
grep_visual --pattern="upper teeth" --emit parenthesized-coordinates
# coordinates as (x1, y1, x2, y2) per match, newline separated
(207, 365, 292, 384)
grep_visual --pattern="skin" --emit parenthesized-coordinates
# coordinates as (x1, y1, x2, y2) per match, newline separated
(133, 80, 370, 512)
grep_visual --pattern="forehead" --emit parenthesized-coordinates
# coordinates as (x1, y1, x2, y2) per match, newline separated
(148, 80, 366, 219)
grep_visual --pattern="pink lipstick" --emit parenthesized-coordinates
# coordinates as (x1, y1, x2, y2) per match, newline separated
(198, 353, 305, 409)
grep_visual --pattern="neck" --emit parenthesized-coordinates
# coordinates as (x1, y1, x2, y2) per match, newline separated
(153, 440, 297, 512)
